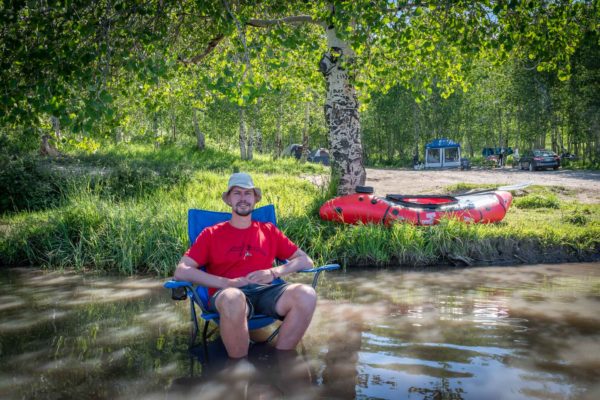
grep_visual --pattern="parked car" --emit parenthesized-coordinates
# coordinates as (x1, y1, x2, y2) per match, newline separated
(519, 149, 560, 171)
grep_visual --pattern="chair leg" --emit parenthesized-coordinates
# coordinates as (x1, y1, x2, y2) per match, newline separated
(202, 320, 210, 362)
(311, 271, 322, 289)
(202, 320, 210, 345)
(266, 325, 282, 343)
(189, 300, 200, 348)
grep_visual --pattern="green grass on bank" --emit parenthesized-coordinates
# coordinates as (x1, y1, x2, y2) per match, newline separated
(1, 145, 599, 275)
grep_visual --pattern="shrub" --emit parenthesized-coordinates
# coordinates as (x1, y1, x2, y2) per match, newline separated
(562, 208, 590, 226)
(0, 155, 64, 214)
(514, 193, 560, 209)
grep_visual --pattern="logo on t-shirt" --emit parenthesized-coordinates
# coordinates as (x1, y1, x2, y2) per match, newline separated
(228, 244, 267, 258)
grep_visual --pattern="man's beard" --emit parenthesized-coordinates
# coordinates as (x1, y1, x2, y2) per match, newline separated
(233, 202, 253, 217)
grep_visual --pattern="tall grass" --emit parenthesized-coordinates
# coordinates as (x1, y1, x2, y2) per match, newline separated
(1, 145, 599, 274)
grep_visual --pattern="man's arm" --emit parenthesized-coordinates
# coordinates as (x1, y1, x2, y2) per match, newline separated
(174, 256, 249, 288)
(246, 249, 314, 284)
(272, 249, 314, 278)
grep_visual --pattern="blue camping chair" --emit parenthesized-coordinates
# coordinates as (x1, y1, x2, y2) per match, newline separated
(164, 204, 340, 347)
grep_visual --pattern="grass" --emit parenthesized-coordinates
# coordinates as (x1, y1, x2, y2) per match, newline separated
(1, 144, 599, 275)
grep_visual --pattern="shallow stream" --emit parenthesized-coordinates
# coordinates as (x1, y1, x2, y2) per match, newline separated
(1, 263, 599, 399)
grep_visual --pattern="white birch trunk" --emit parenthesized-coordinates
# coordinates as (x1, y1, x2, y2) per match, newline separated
(50, 116, 62, 141)
(275, 102, 283, 159)
(247, 120, 254, 160)
(301, 101, 310, 163)
(254, 99, 263, 153)
(153, 114, 160, 149)
(193, 108, 205, 150)
(320, 27, 366, 195)
(238, 106, 248, 160)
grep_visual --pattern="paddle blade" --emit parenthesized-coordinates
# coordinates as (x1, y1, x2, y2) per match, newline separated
(497, 182, 533, 191)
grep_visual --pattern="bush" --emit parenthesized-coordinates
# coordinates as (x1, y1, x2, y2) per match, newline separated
(562, 208, 591, 226)
(0, 155, 65, 214)
(514, 193, 560, 209)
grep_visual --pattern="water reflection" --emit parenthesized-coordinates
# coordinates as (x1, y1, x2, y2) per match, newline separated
(1, 264, 599, 399)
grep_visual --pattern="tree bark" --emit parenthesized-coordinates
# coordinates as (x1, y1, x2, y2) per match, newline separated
(274, 102, 283, 158)
(238, 106, 248, 160)
(238, 106, 253, 160)
(301, 101, 310, 163)
(320, 27, 366, 195)
(254, 99, 263, 153)
(50, 116, 62, 141)
(153, 113, 160, 149)
(192, 108, 205, 151)
(39, 134, 60, 157)
(115, 126, 123, 143)
(171, 111, 177, 142)
(247, 119, 254, 160)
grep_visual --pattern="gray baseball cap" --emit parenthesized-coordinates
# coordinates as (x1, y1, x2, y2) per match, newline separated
(222, 172, 262, 203)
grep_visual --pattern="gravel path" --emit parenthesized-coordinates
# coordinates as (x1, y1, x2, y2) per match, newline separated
(365, 167, 600, 204)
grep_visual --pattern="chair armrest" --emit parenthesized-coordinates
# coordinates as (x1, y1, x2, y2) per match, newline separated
(164, 280, 194, 289)
(298, 264, 341, 274)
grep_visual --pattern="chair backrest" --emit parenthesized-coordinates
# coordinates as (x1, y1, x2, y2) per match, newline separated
(188, 204, 277, 245)
(187, 204, 278, 309)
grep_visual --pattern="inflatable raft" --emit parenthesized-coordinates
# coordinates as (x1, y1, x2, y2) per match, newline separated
(319, 187, 513, 225)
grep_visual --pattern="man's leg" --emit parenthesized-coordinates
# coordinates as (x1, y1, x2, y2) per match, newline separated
(214, 288, 250, 358)
(274, 284, 317, 350)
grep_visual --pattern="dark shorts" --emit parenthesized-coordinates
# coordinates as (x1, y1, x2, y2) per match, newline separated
(208, 283, 290, 320)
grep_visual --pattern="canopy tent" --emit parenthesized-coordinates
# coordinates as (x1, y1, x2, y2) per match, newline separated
(425, 138, 461, 168)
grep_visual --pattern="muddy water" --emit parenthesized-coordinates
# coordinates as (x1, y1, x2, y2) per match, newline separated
(0, 264, 599, 400)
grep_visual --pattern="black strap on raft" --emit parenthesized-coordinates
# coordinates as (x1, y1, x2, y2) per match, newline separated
(385, 194, 459, 210)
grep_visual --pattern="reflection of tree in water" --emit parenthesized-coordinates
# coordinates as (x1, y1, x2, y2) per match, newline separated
(321, 307, 364, 399)
(408, 377, 465, 400)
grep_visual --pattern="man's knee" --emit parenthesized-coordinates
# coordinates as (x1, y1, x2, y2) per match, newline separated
(281, 284, 317, 313)
(215, 288, 247, 318)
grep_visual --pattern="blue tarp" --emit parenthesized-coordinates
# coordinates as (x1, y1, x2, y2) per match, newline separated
(426, 138, 461, 149)
(482, 147, 514, 156)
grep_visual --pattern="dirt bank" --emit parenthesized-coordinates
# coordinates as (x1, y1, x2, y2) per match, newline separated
(365, 167, 600, 203)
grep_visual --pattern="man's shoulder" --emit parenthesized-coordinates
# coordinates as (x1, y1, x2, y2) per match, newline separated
(252, 220, 278, 230)
(202, 221, 230, 235)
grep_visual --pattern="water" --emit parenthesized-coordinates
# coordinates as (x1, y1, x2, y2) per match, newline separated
(1, 264, 599, 399)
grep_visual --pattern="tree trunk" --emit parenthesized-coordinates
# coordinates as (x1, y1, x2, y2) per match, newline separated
(320, 27, 366, 195)
(238, 106, 248, 160)
(301, 101, 310, 163)
(413, 102, 420, 162)
(153, 114, 160, 149)
(193, 108, 205, 151)
(274, 101, 283, 158)
(50, 116, 62, 141)
(247, 120, 254, 160)
(39, 134, 60, 157)
(115, 126, 123, 143)
(254, 99, 263, 153)
(171, 111, 177, 142)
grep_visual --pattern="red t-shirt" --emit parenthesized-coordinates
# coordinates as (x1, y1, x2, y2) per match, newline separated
(184, 221, 298, 295)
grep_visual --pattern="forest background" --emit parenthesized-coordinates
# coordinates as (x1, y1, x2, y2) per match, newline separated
(1, 1, 599, 273)
(1, 1, 599, 172)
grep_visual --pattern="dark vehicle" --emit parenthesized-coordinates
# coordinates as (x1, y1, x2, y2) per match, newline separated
(519, 149, 560, 171)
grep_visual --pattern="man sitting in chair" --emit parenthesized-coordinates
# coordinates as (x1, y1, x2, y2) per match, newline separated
(174, 172, 316, 358)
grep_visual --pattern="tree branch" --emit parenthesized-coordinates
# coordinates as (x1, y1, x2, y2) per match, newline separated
(178, 14, 322, 65)
(247, 15, 324, 28)
(179, 33, 225, 64)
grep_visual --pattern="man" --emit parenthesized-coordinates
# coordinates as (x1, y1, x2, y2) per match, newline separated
(174, 172, 316, 358)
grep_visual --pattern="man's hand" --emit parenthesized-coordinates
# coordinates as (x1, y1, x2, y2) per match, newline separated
(246, 269, 275, 284)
